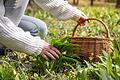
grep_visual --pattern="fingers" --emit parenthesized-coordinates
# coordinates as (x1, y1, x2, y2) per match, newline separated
(39, 46, 61, 60)
(45, 51, 56, 59)
(48, 49, 59, 58)
(77, 11, 88, 26)
(50, 46, 61, 55)
(41, 53, 49, 60)
(78, 17, 87, 26)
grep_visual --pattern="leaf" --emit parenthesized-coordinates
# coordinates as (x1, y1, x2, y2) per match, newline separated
(99, 69, 108, 80)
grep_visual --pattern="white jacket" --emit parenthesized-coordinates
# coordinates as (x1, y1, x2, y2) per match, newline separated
(0, 0, 83, 55)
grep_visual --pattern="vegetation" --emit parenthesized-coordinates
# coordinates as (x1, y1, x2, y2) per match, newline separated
(0, 5, 120, 80)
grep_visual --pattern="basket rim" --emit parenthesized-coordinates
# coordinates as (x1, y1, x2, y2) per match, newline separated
(68, 37, 111, 41)
(72, 18, 111, 39)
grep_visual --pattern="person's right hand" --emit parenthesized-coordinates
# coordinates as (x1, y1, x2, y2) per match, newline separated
(38, 42, 60, 60)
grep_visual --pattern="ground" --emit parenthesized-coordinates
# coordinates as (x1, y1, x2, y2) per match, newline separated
(0, 2, 120, 80)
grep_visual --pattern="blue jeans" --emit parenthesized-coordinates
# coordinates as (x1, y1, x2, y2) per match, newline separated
(19, 15, 48, 39)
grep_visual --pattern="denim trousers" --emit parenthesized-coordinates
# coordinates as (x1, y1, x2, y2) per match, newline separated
(0, 0, 48, 50)
(19, 15, 48, 39)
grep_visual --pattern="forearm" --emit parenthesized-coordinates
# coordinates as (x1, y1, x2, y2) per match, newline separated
(34, 0, 83, 21)
(0, 17, 45, 55)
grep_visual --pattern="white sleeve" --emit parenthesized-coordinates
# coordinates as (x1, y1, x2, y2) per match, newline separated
(0, 17, 46, 55)
(34, 0, 83, 21)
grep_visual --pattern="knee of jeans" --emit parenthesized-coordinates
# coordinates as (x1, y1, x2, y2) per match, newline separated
(18, 21, 39, 36)
(19, 17, 48, 39)
(30, 21, 48, 39)
(37, 21, 48, 37)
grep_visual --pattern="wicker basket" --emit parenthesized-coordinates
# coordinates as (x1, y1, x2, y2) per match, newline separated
(67, 18, 112, 61)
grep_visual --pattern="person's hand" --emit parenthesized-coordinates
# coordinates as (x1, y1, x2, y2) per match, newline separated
(73, 9, 88, 26)
(78, 11, 88, 26)
(38, 42, 60, 60)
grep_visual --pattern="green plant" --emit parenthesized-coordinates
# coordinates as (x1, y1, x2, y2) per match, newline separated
(0, 6, 120, 80)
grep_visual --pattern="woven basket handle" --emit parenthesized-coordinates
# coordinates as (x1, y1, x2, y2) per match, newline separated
(72, 18, 111, 39)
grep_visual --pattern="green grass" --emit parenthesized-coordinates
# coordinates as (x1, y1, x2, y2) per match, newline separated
(0, 6, 120, 80)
